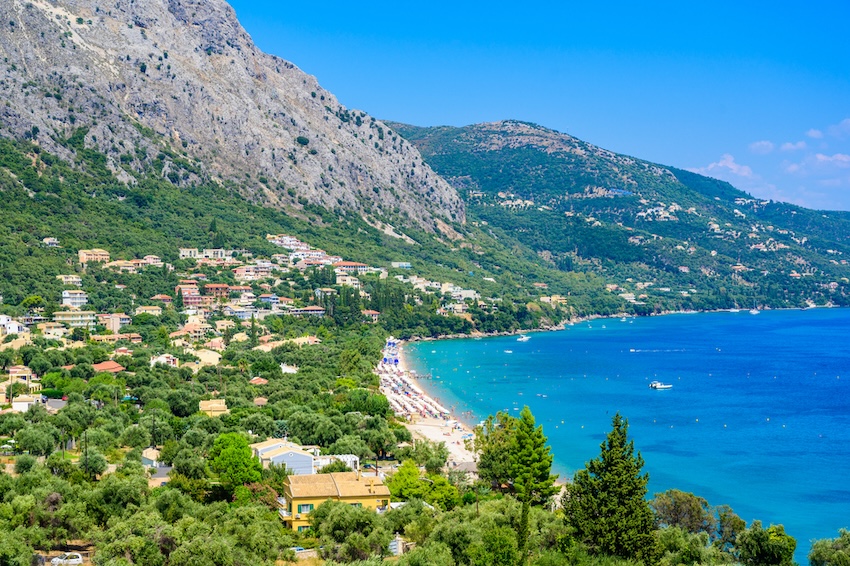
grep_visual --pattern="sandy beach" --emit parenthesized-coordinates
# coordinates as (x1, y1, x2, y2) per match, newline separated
(377, 338, 477, 469)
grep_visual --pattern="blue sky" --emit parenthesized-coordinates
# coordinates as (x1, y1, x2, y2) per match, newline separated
(228, 1, 850, 211)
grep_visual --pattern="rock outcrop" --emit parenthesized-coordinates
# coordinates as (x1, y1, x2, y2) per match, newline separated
(0, 0, 465, 231)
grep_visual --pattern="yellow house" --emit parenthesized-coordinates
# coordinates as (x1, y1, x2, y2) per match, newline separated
(199, 398, 229, 417)
(53, 310, 97, 329)
(280, 472, 390, 532)
(78, 249, 110, 264)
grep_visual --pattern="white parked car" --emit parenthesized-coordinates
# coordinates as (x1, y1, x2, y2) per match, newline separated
(51, 553, 83, 565)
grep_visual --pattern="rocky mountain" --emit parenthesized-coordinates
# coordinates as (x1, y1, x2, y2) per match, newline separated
(0, 0, 464, 232)
(391, 120, 850, 309)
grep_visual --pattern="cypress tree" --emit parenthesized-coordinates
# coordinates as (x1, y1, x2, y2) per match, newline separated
(511, 406, 559, 561)
(563, 412, 659, 564)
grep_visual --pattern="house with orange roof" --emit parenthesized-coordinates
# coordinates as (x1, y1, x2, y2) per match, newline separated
(204, 283, 231, 298)
(332, 261, 369, 274)
(92, 360, 126, 374)
(361, 310, 381, 323)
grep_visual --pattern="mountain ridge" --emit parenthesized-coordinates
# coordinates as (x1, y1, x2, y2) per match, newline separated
(390, 119, 850, 309)
(0, 0, 464, 232)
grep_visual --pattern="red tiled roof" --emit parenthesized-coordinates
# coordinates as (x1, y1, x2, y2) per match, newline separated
(92, 360, 125, 373)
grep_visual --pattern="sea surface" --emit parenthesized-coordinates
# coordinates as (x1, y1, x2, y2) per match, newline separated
(405, 308, 850, 561)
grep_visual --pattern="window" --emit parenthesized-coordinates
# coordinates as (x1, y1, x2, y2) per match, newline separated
(297, 503, 314, 514)
(350, 503, 362, 508)
(297, 525, 309, 533)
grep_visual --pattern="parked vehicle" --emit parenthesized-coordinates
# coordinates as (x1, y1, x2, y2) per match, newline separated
(51, 553, 83, 565)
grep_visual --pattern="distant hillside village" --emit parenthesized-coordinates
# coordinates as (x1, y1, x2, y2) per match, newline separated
(0, 231, 528, 414)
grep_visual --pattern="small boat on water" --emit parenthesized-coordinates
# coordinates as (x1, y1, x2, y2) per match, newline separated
(504, 350, 513, 354)
(649, 381, 673, 390)
(517, 334, 531, 342)
(749, 308, 760, 315)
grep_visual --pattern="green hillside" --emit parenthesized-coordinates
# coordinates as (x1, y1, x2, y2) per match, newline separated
(390, 120, 850, 311)
(0, 132, 623, 320)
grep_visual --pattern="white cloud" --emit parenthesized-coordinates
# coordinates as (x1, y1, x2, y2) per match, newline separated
(781, 153, 850, 179)
(827, 118, 850, 139)
(695, 153, 754, 178)
(780, 141, 806, 151)
(748, 140, 774, 154)
(806, 128, 824, 139)
(814, 153, 850, 168)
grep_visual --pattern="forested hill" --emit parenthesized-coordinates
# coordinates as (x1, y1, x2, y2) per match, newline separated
(390, 120, 850, 310)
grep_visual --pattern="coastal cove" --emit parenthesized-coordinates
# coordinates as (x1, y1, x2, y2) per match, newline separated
(404, 308, 850, 561)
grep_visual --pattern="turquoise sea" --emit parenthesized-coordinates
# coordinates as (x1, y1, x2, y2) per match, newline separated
(405, 308, 850, 561)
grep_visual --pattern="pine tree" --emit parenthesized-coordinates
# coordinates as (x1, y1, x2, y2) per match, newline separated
(511, 406, 559, 561)
(511, 406, 558, 505)
(563, 412, 659, 564)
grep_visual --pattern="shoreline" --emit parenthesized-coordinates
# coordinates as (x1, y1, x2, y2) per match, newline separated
(402, 304, 836, 345)
(379, 306, 836, 472)
(377, 339, 478, 469)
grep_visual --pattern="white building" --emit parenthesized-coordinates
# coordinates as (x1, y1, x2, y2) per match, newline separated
(61, 290, 88, 308)
(250, 439, 359, 474)
(0, 315, 28, 336)
(11, 395, 38, 413)
(56, 274, 83, 286)
(150, 353, 180, 368)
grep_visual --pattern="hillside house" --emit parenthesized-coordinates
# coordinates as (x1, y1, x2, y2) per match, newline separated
(288, 306, 326, 318)
(204, 283, 230, 298)
(11, 395, 38, 413)
(0, 315, 28, 336)
(56, 274, 83, 286)
(90, 333, 142, 345)
(361, 310, 380, 323)
(150, 353, 180, 368)
(61, 290, 88, 308)
(91, 360, 126, 374)
(199, 399, 229, 417)
(104, 260, 137, 273)
(333, 261, 368, 274)
(279, 472, 390, 532)
(99, 313, 131, 333)
(37, 322, 67, 339)
(53, 311, 97, 329)
(135, 305, 163, 316)
(78, 249, 110, 264)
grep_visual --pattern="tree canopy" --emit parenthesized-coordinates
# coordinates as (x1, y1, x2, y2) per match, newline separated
(563, 412, 658, 564)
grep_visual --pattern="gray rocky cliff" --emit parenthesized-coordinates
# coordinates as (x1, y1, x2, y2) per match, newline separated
(0, 0, 465, 231)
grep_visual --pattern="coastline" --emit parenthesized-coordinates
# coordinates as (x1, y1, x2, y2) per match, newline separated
(377, 339, 478, 469)
(380, 306, 836, 472)
(401, 304, 836, 345)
